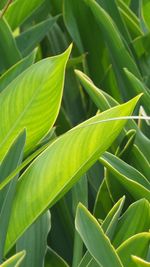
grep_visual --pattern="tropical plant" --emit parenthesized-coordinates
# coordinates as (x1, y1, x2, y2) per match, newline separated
(0, 0, 149, 266)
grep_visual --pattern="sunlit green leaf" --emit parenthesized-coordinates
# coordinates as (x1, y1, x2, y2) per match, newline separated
(1, 251, 25, 267)
(4, 96, 140, 254)
(0, 45, 71, 161)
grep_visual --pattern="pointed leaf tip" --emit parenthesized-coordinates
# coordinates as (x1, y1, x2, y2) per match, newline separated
(127, 94, 143, 107)
(63, 43, 73, 58)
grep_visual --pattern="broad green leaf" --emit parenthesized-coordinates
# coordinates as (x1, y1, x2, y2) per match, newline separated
(16, 211, 50, 267)
(112, 199, 150, 247)
(75, 203, 123, 267)
(0, 133, 56, 191)
(5, 0, 45, 30)
(0, 17, 21, 72)
(1, 251, 25, 267)
(4, 96, 140, 253)
(117, 233, 150, 267)
(16, 16, 58, 57)
(45, 247, 69, 267)
(76, 70, 150, 161)
(0, 50, 36, 93)
(0, 131, 26, 260)
(85, 0, 141, 99)
(0, 45, 72, 162)
(100, 152, 150, 202)
(132, 256, 150, 267)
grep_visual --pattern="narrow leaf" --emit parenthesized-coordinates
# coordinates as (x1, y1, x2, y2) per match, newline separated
(75, 203, 123, 267)
(1, 251, 25, 267)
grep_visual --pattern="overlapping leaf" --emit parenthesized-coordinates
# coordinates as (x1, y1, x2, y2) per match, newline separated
(0, 46, 71, 161)
(4, 96, 140, 253)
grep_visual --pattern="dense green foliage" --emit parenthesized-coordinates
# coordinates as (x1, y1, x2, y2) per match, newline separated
(0, 0, 149, 266)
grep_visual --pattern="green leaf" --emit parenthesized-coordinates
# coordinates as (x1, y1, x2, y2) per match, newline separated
(16, 211, 51, 267)
(0, 133, 56, 191)
(142, 0, 150, 31)
(0, 17, 21, 72)
(0, 50, 36, 93)
(131, 256, 150, 267)
(5, 0, 45, 30)
(78, 251, 95, 267)
(16, 16, 58, 57)
(0, 0, 7, 9)
(94, 178, 114, 220)
(75, 70, 111, 111)
(79, 197, 125, 267)
(45, 247, 69, 267)
(63, 68, 86, 126)
(63, 0, 109, 85)
(117, 233, 150, 267)
(132, 33, 150, 57)
(124, 68, 150, 114)
(50, 197, 74, 264)
(97, 0, 131, 44)
(0, 45, 72, 162)
(4, 96, 140, 254)
(72, 175, 88, 267)
(102, 197, 125, 241)
(0, 130, 26, 260)
(127, 145, 150, 181)
(85, 0, 141, 99)
(115, 129, 136, 160)
(100, 152, 150, 202)
(75, 203, 123, 267)
(117, 0, 140, 28)
(75, 70, 150, 161)
(1, 251, 25, 267)
(112, 199, 150, 247)
(117, 1, 143, 39)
